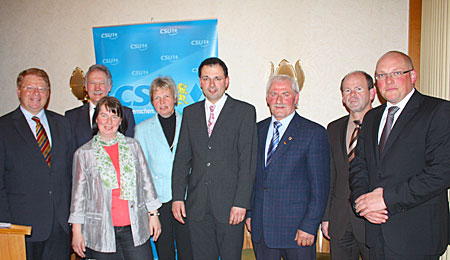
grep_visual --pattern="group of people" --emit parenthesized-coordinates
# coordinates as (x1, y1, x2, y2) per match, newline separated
(0, 50, 449, 260)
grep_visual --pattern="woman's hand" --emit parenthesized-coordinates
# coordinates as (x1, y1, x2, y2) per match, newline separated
(149, 211, 162, 242)
(71, 224, 86, 258)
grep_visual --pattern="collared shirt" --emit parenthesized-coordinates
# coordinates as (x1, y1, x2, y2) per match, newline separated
(89, 101, 96, 128)
(265, 111, 296, 164)
(378, 88, 415, 143)
(205, 94, 228, 130)
(20, 106, 53, 146)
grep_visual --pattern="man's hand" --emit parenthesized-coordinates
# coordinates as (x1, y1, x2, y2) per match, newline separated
(172, 201, 186, 224)
(321, 221, 330, 239)
(294, 229, 315, 247)
(355, 187, 387, 216)
(229, 206, 246, 225)
(363, 210, 389, 224)
(245, 218, 252, 232)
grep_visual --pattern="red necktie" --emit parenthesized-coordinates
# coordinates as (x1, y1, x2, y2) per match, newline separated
(32, 116, 51, 166)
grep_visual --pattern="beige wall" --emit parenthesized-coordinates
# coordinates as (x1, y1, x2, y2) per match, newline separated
(0, 0, 409, 125)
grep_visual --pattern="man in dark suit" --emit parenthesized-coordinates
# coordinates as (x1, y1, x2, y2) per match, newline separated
(172, 57, 257, 260)
(0, 68, 74, 259)
(322, 71, 375, 260)
(246, 75, 330, 260)
(350, 51, 450, 260)
(65, 64, 135, 148)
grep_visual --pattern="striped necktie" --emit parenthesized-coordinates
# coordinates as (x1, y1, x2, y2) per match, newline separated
(348, 120, 361, 162)
(266, 121, 282, 166)
(32, 116, 51, 166)
(207, 105, 215, 137)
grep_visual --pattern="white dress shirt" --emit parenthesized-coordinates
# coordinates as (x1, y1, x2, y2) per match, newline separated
(20, 106, 52, 146)
(264, 111, 296, 164)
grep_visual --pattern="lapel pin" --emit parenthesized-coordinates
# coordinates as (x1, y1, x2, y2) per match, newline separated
(283, 141, 287, 145)
(288, 136, 293, 140)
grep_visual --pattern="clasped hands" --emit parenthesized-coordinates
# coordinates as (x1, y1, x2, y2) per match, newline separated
(355, 187, 389, 224)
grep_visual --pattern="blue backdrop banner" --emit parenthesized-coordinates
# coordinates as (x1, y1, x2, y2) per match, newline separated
(93, 19, 218, 124)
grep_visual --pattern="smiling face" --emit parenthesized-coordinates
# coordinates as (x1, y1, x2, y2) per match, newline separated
(341, 73, 375, 113)
(152, 86, 176, 118)
(266, 79, 299, 121)
(85, 70, 112, 105)
(199, 64, 229, 104)
(17, 75, 50, 115)
(96, 105, 122, 141)
(375, 52, 416, 104)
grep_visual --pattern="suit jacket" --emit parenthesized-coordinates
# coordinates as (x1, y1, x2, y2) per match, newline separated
(350, 90, 450, 255)
(249, 112, 330, 248)
(0, 107, 74, 241)
(65, 102, 135, 149)
(322, 115, 365, 242)
(172, 95, 257, 223)
(134, 111, 182, 203)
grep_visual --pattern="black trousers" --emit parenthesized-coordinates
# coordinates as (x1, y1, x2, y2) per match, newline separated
(370, 228, 440, 260)
(330, 220, 369, 260)
(25, 214, 70, 260)
(187, 205, 244, 260)
(155, 201, 193, 260)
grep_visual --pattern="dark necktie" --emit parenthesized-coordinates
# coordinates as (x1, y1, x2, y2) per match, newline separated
(32, 116, 51, 166)
(266, 121, 282, 166)
(348, 120, 361, 162)
(379, 106, 400, 155)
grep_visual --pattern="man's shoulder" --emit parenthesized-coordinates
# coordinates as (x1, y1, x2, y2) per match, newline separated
(226, 96, 255, 111)
(293, 113, 326, 131)
(0, 108, 18, 123)
(65, 104, 86, 117)
(327, 115, 348, 131)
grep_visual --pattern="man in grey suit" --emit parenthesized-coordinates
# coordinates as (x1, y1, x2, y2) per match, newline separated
(321, 71, 375, 260)
(0, 68, 74, 259)
(65, 64, 135, 149)
(172, 57, 258, 259)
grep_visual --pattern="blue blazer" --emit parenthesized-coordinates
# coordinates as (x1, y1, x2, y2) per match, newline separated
(134, 111, 182, 203)
(250, 112, 330, 248)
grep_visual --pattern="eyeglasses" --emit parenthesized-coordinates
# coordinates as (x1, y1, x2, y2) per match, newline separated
(200, 76, 225, 83)
(22, 85, 49, 93)
(87, 81, 107, 87)
(342, 86, 366, 95)
(375, 69, 413, 80)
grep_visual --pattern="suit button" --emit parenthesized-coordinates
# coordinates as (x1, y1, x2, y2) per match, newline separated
(206, 162, 211, 167)
(204, 181, 209, 185)
(49, 190, 52, 196)
(208, 146, 212, 150)
(50, 172, 54, 176)
(264, 187, 268, 191)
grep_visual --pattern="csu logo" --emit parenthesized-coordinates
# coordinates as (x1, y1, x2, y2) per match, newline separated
(131, 70, 149, 76)
(102, 58, 119, 66)
(161, 55, 178, 63)
(191, 40, 209, 47)
(160, 27, 178, 36)
(100, 33, 118, 40)
(130, 43, 148, 51)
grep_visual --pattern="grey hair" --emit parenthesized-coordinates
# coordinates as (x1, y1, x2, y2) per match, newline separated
(150, 76, 179, 104)
(84, 64, 113, 87)
(266, 75, 299, 94)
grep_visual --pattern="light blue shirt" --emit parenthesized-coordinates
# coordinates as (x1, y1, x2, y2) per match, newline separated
(264, 111, 296, 165)
(134, 111, 182, 203)
(20, 106, 52, 146)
